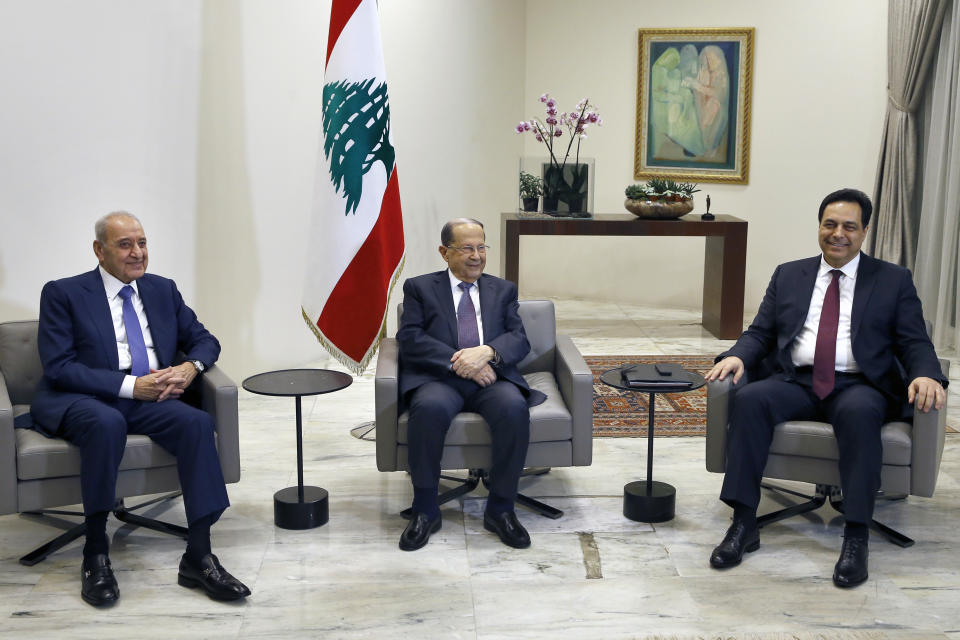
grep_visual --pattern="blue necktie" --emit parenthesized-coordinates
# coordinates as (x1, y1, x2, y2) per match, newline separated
(457, 282, 480, 348)
(118, 285, 149, 376)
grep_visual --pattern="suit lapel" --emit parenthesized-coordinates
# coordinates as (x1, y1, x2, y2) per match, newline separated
(477, 274, 497, 341)
(788, 256, 821, 341)
(433, 271, 458, 346)
(850, 252, 875, 341)
(80, 268, 120, 370)
(137, 276, 169, 367)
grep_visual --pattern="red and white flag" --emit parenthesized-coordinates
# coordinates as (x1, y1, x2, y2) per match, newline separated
(302, 0, 405, 373)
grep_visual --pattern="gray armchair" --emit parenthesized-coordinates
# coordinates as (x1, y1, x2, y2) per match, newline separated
(0, 320, 240, 565)
(705, 358, 951, 546)
(375, 299, 592, 518)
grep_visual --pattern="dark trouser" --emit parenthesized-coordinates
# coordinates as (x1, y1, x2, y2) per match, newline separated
(406, 377, 530, 503)
(720, 373, 891, 525)
(58, 397, 229, 526)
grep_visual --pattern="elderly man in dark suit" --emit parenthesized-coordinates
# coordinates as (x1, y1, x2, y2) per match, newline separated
(29, 212, 249, 606)
(705, 188, 947, 588)
(396, 218, 546, 551)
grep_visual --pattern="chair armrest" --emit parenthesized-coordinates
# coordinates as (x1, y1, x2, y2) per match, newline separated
(0, 371, 17, 514)
(200, 365, 240, 484)
(375, 338, 400, 471)
(910, 357, 951, 497)
(555, 335, 593, 466)
(705, 372, 749, 473)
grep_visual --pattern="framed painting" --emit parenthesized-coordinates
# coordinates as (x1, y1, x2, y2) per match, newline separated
(634, 27, 755, 184)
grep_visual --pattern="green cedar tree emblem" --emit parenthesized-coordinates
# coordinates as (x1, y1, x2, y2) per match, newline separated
(322, 78, 395, 215)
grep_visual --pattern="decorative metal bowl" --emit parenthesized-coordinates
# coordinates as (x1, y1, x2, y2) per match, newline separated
(624, 197, 694, 219)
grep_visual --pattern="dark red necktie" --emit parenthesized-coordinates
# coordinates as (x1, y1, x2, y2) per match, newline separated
(812, 269, 842, 399)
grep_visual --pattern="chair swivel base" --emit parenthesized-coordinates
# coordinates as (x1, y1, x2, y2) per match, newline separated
(274, 486, 328, 530)
(19, 493, 188, 566)
(623, 480, 675, 523)
(759, 482, 914, 548)
(400, 469, 564, 520)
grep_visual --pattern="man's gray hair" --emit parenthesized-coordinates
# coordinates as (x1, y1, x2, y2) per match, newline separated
(440, 218, 484, 246)
(95, 211, 140, 244)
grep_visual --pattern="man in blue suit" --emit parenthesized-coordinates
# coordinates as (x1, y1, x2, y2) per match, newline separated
(705, 188, 947, 588)
(29, 212, 249, 606)
(396, 218, 546, 551)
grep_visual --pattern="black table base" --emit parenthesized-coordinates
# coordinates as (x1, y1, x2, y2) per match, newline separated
(274, 486, 329, 530)
(623, 480, 676, 523)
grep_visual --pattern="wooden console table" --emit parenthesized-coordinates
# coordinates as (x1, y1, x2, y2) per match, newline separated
(500, 213, 748, 339)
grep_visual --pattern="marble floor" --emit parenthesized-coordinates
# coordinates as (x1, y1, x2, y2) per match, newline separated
(2, 298, 959, 639)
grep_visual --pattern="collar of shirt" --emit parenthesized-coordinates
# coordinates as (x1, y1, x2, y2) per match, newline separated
(99, 265, 141, 300)
(447, 269, 479, 295)
(818, 251, 860, 282)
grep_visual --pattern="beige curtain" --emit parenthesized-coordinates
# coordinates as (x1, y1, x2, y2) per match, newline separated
(915, 0, 960, 353)
(866, 0, 948, 268)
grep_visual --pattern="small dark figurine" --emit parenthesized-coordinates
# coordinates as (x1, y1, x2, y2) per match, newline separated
(701, 194, 715, 221)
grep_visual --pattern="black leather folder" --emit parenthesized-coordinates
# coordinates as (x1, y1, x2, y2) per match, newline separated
(621, 363, 692, 388)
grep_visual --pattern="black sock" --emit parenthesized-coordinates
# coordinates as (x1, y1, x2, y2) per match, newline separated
(733, 502, 757, 529)
(186, 513, 214, 565)
(83, 511, 110, 559)
(844, 521, 869, 541)
(412, 487, 440, 519)
(484, 493, 513, 517)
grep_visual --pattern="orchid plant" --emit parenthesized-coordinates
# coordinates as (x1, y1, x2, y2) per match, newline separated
(515, 92, 603, 210)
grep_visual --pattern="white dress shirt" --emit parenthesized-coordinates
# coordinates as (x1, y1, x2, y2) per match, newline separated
(791, 253, 860, 372)
(448, 269, 484, 345)
(99, 266, 160, 397)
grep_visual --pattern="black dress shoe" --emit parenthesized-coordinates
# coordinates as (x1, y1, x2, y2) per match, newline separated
(833, 536, 869, 588)
(178, 553, 251, 601)
(399, 512, 441, 551)
(483, 510, 531, 549)
(709, 519, 760, 568)
(81, 554, 119, 607)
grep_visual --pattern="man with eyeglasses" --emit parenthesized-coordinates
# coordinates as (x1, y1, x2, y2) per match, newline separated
(395, 218, 546, 551)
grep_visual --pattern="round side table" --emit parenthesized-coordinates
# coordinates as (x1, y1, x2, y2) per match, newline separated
(600, 366, 705, 523)
(242, 368, 352, 530)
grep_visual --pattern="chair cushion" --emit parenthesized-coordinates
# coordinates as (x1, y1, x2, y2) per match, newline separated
(397, 371, 572, 445)
(16, 429, 177, 481)
(769, 420, 912, 466)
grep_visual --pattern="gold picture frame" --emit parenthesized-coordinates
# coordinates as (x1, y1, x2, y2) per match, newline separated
(634, 27, 755, 184)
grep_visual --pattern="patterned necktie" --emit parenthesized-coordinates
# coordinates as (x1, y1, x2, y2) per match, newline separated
(118, 285, 150, 377)
(456, 282, 480, 348)
(812, 269, 842, 399)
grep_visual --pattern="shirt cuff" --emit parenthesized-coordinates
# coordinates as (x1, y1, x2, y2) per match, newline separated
(119, 375, 137, 399)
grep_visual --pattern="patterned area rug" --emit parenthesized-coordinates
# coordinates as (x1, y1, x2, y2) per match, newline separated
(589, 355, 712, 437)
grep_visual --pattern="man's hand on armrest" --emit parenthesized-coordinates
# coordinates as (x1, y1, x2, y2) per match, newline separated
(908, 376, 946, 413)
(705, 356, 745, 384)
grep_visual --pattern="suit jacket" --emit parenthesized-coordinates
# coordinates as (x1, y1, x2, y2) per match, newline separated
(397, 270, 546, 406)
(720, 253, 947, 404)
(27, 268, 220, 435)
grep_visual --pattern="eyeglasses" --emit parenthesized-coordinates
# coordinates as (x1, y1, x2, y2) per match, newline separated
(446, 244, 490, 255)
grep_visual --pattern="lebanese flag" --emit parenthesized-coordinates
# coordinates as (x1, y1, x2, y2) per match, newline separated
(302, 0, 405, 374)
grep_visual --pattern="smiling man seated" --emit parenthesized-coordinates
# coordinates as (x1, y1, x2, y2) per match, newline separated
(704, 188, 947, 588)
(395, 218, 546, 551)
(25, 211, 250, 606)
